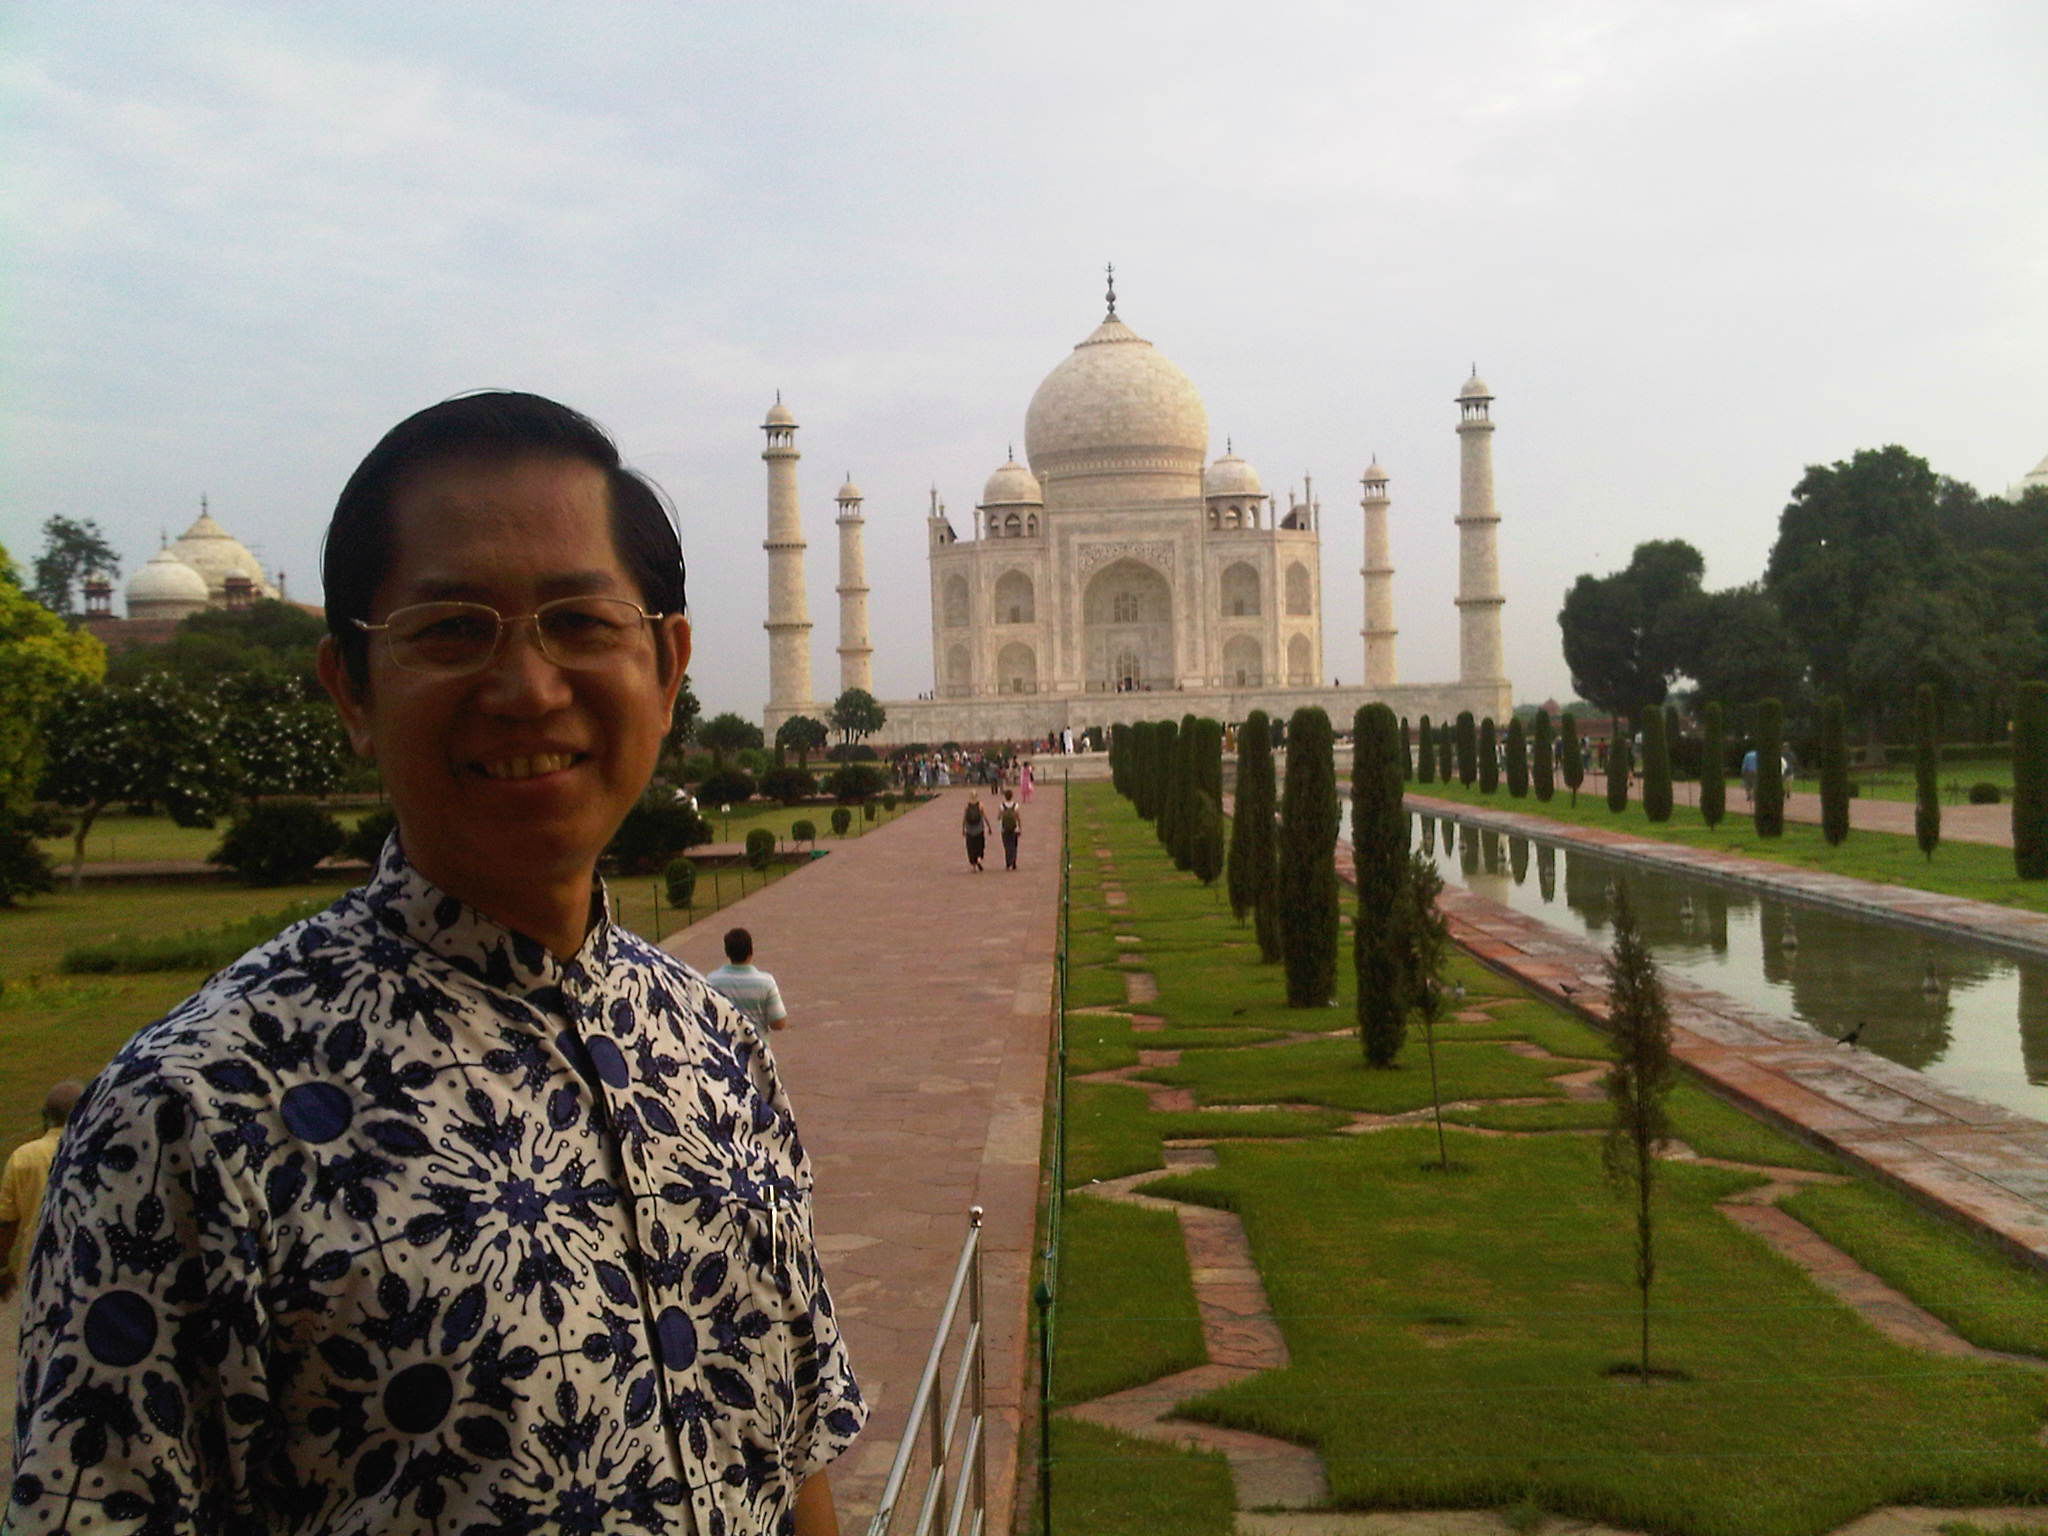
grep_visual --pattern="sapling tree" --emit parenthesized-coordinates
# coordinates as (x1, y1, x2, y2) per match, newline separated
(1395, 852, 1452, 1169)
(1561, 712, 1584, 805)
(1603, 883, 1676, 1385)
(1351, 704, 1408, 1067)
(1532, 710, 1554, 802)
(1278, 707, 1339, 1007)
(1914, 686, 1940, 863)
(1819, 695, 1851, 846)
(1699, 702, 1726, 829)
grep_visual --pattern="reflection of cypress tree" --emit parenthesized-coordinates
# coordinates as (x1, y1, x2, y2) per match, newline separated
(1510, 836, 1529, 885)
(2020, 963, 2048, 1087)
(1481, 830, 1502, 874)
(1421, 816, 1436, 857)
(1537, 844, 1556, 902)
(1563, 849, 1609, 930)
(1759, 904, 1792, 988)
(1441, 819, 1455, 855)
(1780, 920, 1955, 1071)
(1277, 707, 1340, 1007)
(1459, 827, 1480, 879)
(1417, 716, 1436, 784)
(1533, 710, 1555, 801)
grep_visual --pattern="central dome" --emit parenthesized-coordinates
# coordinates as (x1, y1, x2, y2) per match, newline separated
(1024, 315, 1208, 481)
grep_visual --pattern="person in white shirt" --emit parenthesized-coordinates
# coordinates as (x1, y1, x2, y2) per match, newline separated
(706, 925, 791, 1031)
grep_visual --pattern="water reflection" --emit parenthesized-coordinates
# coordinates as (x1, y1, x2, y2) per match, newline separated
(1394, 809, 2048, 1121)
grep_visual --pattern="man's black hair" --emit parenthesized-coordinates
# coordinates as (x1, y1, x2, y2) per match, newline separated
(322, 391, 688, 689)
(722, 928, 753, 964)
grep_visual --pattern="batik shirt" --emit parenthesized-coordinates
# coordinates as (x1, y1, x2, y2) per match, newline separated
(10, 838, 866, 1536)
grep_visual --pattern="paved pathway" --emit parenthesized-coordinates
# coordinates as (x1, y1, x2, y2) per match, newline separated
(1575, 770, 2015, 847)
(662, 788, 1061, 1534)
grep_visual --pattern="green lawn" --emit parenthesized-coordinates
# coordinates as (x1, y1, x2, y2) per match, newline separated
(1853, 761, 2014, 805)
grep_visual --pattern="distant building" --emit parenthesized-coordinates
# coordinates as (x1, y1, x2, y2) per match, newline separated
(81, 500, 308, 650)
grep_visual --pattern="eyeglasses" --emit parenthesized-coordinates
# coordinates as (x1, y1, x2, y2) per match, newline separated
(355, 596, 666, 676)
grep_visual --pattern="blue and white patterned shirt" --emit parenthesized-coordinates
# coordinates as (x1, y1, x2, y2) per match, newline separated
(10, 837, 866, 1535)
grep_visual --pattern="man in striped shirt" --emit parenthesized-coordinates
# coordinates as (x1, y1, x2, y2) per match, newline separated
(706, 925, 792, 1032)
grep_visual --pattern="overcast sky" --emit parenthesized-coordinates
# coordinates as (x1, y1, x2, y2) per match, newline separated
(5, 1, 2044, 720)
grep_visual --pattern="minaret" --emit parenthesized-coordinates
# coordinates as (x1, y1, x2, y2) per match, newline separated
(762, 394, 814, 716)
(1454, 369, 1506, 685)
(1360, 458, 1396, 686)
(834, 475, 873, 694)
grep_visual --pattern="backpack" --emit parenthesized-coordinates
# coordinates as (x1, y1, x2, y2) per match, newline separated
(999, 804, 1020, 833)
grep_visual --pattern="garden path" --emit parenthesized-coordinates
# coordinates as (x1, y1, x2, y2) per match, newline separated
(1575, 770, 2015, 849)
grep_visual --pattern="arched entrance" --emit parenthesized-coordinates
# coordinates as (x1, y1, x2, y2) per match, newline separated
(1084, 559, 1173, 691)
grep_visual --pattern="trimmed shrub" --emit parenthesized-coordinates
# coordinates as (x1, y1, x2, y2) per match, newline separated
(698, 768, 757, 807)
(1278, 707, 1340, 1008)
(1915, 685, 1941, 863)
(607, 789, 712, 874)
(1352, 704, 1408, 1067)
(0, 806, 58, 908)
(791, 819, 817, 844)
(1228, 710, 1280, 962)
(2015, 680, 2048, 879)
(1819, 696, 1850, 846)
(882, 793, 898, 811)
(346, 807, 397, 865)
(1642, 708, 1672, 823)
(1699, 702, 1726, 829)
(210, 802, 346, 885)
(830, 806, 853, 836)
(745, 827, 776, 869)
(1416, 715, 1435, 785)
(1532, 711, 1554, 802)
(759, 765, 816, 806)
(1478, 718, 1499, 793)
(663, 856, 697, 909)
(1606, 733, 1632, 814)
(823, 742, 878, 762)
(1455, 712, 1477, 786)
(825, 763, 886, 803)
(1755, 699, 1785, 838)
(1970, 782, 2003, 805)
(1560, 712, 1584, 805)
(862, 801, 877, 821)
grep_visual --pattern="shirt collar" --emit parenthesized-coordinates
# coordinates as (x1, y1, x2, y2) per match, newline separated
(360, 832, 616, 999)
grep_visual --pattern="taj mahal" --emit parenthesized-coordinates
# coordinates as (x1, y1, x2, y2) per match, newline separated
(761, 275, 1515, 747)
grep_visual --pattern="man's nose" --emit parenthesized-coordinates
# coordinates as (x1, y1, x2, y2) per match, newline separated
(474, 617, 574, 710)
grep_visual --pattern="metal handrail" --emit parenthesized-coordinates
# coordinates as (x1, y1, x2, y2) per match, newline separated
(864, 1207, 987, 1536)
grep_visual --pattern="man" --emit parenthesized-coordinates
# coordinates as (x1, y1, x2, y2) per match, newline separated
(12, 393, 864, 1535)
(0, 1080, 82, 1303)
(997, 792, 1023, 872)
(705, 927, 790, 1032)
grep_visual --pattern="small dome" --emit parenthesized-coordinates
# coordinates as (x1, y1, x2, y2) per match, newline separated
(837, 477, 863, 502)
(1362, 459, 1388, 488)
(1203, 452, 1263, 499)
(1458, 371, 1492, 401)
(125, 547, 210, 615)
(765, 398, 796, 427)
(1024, 314, 1208, 481)
(980, 458, 1043, 508)
(2019, 450, 2048, 494)
(169, 508, 273, 602)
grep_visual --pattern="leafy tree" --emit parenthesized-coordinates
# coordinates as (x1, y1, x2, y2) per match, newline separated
(1699, 702, 1726, 829)
(2014, 681, 2048, 881)
(775, 714, 829, 769)
(1416, 715, 1435, 784)
(1557, 539, 1705, 715)
(829, 687, 886, 747)
(825, 763, 886, 803)
(745, 827, 776, 870)
(30, 515, 120, 616)
(1228, 710, 1281, 962)
(1351, 704, 1408, 1067)
(1532, 710, 1554, 802)
(1914, 685, 1941, 863)
(1603, 883, 1676, 1386)
(1605, 731, 1631, 813)
(759, 765, 816, 805)
(210, 802, 346, 885)
(1819, 696, 1851, 846)
(1846, 585, 2042, 742)
(1454, 712, 1477, 786)
(664, 856, 698, 909)
(217, 681, 353, 805)
(0, 542, 107, 808)
(606, 789, 711, 874)
(698, 767, 757, 806)
(1504, 717, 1528, 797)
(1394, 851, 1453, 1168)
(1277, 707, 1340, 1008)
(1478, 718, 1498, 793)
(699, 712, 764, 768)
(1662, 586, 1808, 712)
(0, 806, 59, 907)
(1641, 708, 1671, 823)
(1560, 712, 1584, 805)
(830, 806, 852, 836)
(1754, 699, 1785, 838)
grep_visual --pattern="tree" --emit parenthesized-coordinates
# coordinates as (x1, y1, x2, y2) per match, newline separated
(1454, 712, 1477, 787)
(1560, 712, 1584, 805)
(1699, 702, 1726, 829)
(1505, 717, 1528, 798)
(1416, 716, 1435, 785)
(30, 515, 121, 617)
(1168, 714, 1200, 871)
(1819, 696, 1851, 846)
(1191, 719, 1225, 885)
(1394, 852, 1452, 1169)
(1157, 717, 1186, 858)
(1754, 699, 1785, 838)
(1478, 718, 1498, 793)
(1110, 722, 1132, 799)
(1605, 731, 1631, 814)
(218, 687, 353, 805)
(775, 714, 829, 770)
(1557, 539, 1705, 716)
(699, 712, 764, 768)
(1641, 708, 1672, 823)
(0, 541, 107, 809)
(1532, 711, 1554, 802)
(1914, 685, 1941, 863)
(829, 688, 886, 747)
(1277, 707, 1339, 1008)
(1351, 705, 1408, 1067)
(1436, 730, 1452, 784)
(1229, 711, 1281, 963)
(2014, 681, 2048, 880)
(1400, 717, 1414, 781)
(1664, 586, 1808, 713)
(1130, 721, 1157, 817)
(1603, 884, 1676, 1386)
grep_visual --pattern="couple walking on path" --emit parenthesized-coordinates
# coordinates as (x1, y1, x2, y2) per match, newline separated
(962, 790, 1024, 872)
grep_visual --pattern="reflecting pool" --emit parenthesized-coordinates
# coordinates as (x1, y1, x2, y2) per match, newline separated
(1404, 812, 2048, 1123)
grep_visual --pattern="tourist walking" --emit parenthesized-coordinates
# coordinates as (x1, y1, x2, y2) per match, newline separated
(962, 794, 989, 871)
(705, 926, 791, 1032)
(998, 792, 1023, 871)
(0, 1080, 83, 1303)
(1019, 759, 1034, 804)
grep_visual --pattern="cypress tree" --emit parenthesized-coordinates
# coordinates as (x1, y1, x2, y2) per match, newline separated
(1192, 718, 1226, 883)
(1233, 711, 1282, 959)
(1278, 707, 1340, 1008)
(1417, 716, 1436, 784)
(1532, 710, 1555, 802)
(1478, 718, 1499, 793)
(1437, 730, 1454, 784)
(1156, 718, 1182, 844)
(1819, 696, 1851, 846)
(1137, 720, 1161, 819)
(2013, 681, 2048, 880)
(1455, 712, 1477, 786)
(1754, 699, 1785, 838)
(1914, 685, 1940, 863)
(1606, 731, 1632, 813)
(1352, 704, 1409, 1066)
(1401, 717, 1414, 781)
(1642, 707, 1672, 823)
(1699, 702, 1726, 829)
(1505, 718, 1528, 797)
(1561, 712, 1584, 805)
(1110, 722, 1131, 800)
(1170, 715, 1202, 870)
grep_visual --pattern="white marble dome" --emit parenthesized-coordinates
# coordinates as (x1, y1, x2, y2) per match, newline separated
(1458, 372, 1492, 400)
(1203, 451, 1263, 499)
(169, 509, 273, 601)
(836, 477, 863, 502)
(125, 546, 210, 618)
(2018, 450, 2048, 495)
(980, 457, 1043, 507)
(765, 398, 796, 427)
(1024, 315, 1208, 478)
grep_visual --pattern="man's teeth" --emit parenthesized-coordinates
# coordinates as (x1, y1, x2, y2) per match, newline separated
(481, 754, 576, 781)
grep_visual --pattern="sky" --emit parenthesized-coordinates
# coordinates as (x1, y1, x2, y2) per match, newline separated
(5, 0, 2044, 721)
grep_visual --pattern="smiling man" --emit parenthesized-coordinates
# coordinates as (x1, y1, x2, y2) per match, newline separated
(11, 393, 865, 1535)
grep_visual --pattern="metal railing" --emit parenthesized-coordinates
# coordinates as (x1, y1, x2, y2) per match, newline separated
(1033, 774, 1073, 1535)
(864, 1207, 989, 1536)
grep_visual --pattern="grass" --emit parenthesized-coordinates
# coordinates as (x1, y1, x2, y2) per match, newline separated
(1438, 1085, 1844, 1175)
(1853, 760, 2014, 805)
(61, 895, 337, 973)
(1139, 1034, 1581, 1114)
(1053, 1192, 1206, 1405)
(1068, 1081, 1164, 1186)
(1408, 777, 2048, 916)
(1038, 1420, 1235, 1536)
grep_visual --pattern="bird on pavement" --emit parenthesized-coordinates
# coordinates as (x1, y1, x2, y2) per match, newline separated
(1837, 1021, 1866, 1048)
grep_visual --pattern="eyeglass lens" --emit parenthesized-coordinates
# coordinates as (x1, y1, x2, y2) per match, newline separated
(383, 598, 651, 673)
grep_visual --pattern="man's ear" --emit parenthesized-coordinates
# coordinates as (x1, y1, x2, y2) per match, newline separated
(316, 636, 378, 760)
(658, 615, 692, 703)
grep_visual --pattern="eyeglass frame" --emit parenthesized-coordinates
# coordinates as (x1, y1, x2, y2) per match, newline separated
(352, 595, 672, 676)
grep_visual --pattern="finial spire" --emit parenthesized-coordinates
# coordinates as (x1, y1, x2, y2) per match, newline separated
(1226, 436, 1233, 456)
(1008, 443, 1014, 462)
(1104, 261, 1117, 318)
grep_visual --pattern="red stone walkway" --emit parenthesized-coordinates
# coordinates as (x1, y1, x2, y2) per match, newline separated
(1576, 770, 2015, 847)
(662, 787, 1061, 1534)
